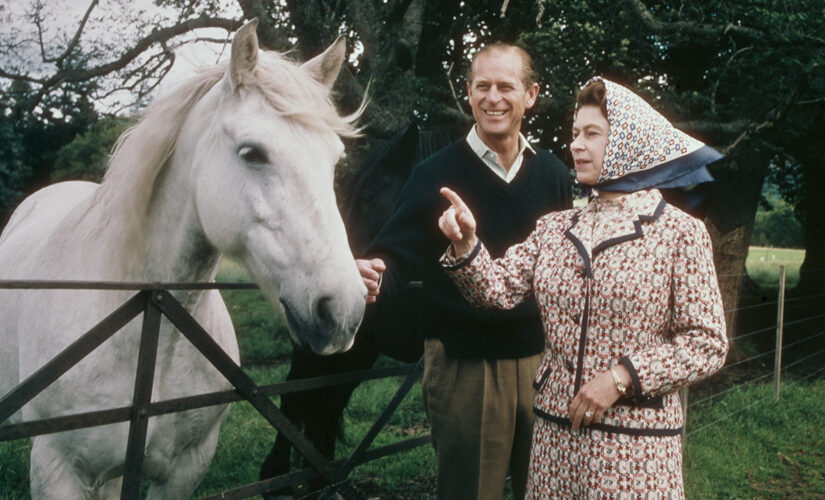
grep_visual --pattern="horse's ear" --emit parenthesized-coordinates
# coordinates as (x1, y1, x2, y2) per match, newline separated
(229, 18, 260, 89)
(301, 36, 346, 90)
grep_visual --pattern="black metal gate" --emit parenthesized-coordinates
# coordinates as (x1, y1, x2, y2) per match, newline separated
(0, 281, 427, 499)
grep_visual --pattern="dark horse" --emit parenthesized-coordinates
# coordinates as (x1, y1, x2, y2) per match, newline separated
(259, 122, 465, 497)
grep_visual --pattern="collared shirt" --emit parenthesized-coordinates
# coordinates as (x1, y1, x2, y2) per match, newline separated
(465, 125, 535, 183)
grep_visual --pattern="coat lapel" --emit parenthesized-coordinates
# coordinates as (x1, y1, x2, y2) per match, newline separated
(564, 212, 592, 278)
(590, 190, 667, 257)
(564, 190, 668, 273)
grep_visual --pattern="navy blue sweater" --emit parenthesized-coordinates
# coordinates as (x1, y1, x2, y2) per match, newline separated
(367, 139, 571, 358)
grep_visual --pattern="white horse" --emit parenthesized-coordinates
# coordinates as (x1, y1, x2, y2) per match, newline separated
(0, 19, 365, 499)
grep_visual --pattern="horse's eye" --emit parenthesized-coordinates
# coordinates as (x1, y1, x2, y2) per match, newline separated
(238, 145, 269, 165)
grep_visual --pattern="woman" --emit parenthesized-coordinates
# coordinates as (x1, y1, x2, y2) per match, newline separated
(437, 77, 728, 497)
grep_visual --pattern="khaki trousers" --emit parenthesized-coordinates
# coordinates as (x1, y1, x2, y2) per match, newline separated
(422, 338, 540, 500)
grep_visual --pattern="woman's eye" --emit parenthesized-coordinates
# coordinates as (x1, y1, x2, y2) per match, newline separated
(239, 145, 269, 164)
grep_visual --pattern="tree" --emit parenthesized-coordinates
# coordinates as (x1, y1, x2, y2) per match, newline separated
(0, 110, 27, 225)
(0, 73, 101, 223)
(2, 0, 823, 332)
(511, 0, 823, 340)
(51, 115, 134, 183)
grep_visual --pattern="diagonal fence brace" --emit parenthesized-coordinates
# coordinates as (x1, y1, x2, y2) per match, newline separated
(0, 292, 147, 423)
(151, 290, 341, 483)
(338, 355, 425, 478)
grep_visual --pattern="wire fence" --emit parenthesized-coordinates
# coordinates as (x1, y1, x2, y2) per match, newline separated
(683, 264, 825, 439)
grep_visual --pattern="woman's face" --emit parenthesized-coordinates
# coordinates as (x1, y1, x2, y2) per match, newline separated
(571, 104, 609, 185)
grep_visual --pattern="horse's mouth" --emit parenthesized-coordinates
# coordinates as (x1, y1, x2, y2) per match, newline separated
(279, 299, 309, 347)
(279, 297, 357, 355)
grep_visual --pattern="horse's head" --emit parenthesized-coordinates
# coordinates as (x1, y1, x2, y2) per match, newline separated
(178, 20, 365, 355)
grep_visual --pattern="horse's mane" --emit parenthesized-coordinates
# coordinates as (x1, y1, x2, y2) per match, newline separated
(87, 49, 361, 272)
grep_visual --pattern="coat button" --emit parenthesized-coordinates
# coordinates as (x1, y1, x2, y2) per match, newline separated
(572, 312, 580, 324)
(577, 268, 586, 278)
(566, 360, 575, 373)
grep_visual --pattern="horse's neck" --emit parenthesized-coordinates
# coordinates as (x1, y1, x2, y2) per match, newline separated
(76, 161, 218, 288)
(142, 160, 219, 285)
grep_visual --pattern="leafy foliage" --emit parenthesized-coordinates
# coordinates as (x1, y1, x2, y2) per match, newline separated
(751, 184, 804, 249)
(51, 116, 134, 183)
(0, 112, 27, 226)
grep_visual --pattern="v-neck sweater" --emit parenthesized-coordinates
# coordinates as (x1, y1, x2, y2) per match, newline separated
(366, 139, 571, 358)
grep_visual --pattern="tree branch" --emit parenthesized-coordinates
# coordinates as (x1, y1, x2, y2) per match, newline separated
(446, 62, 471, 120)
(673, 119, 751, 136)
(33, 1, 50, 63)
(625, 0, 766, 42)
(56, 0, 100, 70)
(74, 16, 241, 81)
(711, 46, 752, 114)
(1, 15, 242, 112)
(721, 81, 802, 156)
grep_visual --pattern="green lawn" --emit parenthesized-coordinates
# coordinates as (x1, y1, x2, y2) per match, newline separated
(684, 378, 825, 498)
(746, 246, 805, 289)
(2, 252, 823, 498)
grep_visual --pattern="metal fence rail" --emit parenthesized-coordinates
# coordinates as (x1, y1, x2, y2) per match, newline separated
(0, 282, 428, 499)
(682, 265, 825, 437)
(3, 263, 825, 497)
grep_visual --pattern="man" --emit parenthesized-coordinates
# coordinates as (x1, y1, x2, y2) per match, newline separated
(357, 43, 571, 499)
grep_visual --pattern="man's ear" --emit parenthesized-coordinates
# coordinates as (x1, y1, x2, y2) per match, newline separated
(525, 82, 539, 109)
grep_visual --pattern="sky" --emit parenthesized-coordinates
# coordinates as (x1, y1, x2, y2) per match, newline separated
(0, 0, 242, 111)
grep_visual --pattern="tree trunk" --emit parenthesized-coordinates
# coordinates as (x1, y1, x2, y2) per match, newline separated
(796, 143, 825, 295)
(704, 148, 769, 350)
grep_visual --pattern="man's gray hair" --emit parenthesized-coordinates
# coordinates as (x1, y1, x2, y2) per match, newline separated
(467, 43, 537, 89)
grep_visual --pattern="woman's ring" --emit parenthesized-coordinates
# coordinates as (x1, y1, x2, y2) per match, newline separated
(585, 411, 593, 419)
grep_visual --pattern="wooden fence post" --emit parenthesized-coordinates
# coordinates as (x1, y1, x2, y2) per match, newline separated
(774, 265, 786, 402)
(680, 386, 688, 439)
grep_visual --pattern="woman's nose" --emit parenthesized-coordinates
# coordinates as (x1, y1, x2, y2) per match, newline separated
(571, 136, 584, 150)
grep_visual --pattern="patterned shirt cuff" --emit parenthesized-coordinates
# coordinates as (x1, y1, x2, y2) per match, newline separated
(440, 239, 482, 271)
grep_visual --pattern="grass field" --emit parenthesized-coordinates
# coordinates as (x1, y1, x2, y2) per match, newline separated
(1, 249, 822, 498)
(684, 378, 825, 498)
(745, 246, 805, 289)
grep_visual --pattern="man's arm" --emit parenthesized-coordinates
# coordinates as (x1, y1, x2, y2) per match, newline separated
(359, 165, 439, 303)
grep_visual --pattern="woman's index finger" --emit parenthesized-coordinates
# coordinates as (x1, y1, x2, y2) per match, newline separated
(439, 187, 467, 210)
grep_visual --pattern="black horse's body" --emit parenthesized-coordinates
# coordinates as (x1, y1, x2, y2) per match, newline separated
(259, 123, 465, 495)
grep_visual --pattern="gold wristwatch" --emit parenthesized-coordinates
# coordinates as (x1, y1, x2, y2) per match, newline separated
(610, 366, 627, 396)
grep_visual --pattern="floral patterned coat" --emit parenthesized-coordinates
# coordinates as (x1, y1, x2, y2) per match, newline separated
(443, 189, 728, 436)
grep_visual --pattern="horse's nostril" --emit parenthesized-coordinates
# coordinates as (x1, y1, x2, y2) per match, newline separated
(315, 296, 335, 326)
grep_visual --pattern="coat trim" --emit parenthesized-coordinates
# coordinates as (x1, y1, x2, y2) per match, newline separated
(533, 364, 553, 391)
(563, 198, 668, 395)
(563, 213, 592, 278)
(442, 239, 482, 271)
(592, 198, 667, 256)
(534, 408, 683, 437)
(619, 355, 659, 405)
(564, 215, 590, 394)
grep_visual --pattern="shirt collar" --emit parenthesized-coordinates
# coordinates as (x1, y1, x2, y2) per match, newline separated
(466, 124, 535, 161)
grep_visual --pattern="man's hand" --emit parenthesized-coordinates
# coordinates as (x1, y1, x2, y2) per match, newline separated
(438, 187, 478, 257)
(356, 258, 386, 304)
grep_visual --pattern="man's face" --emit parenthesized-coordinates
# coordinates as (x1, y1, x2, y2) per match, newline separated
(466, 48, 538, 145)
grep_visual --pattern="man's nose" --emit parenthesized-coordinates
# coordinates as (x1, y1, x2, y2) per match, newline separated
(487, 86, 502, 102)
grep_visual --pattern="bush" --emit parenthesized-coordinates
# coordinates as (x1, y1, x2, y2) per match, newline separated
(52, 116, 135, 183)
(750, 199, 803, 249)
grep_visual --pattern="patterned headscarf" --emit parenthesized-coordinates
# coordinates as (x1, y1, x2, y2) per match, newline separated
(579, 77, 722, 196)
